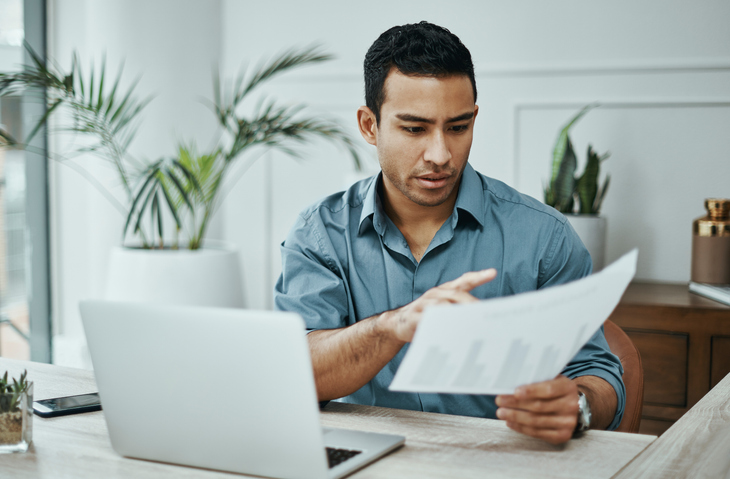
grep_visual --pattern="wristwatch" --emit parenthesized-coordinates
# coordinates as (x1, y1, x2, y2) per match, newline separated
(574, 391, 592, 435)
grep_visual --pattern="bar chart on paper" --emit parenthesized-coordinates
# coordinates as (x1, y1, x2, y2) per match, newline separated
(390, 250, 637, 395)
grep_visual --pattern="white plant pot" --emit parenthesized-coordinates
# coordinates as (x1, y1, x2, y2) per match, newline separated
(566, 215, 607, 272)
(104, 240, 244, 307)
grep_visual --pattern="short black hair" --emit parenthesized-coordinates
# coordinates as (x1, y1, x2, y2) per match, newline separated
(364, 21, 477, 124)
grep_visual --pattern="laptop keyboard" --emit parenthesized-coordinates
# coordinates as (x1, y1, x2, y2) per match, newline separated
(326, 447, 363, 468)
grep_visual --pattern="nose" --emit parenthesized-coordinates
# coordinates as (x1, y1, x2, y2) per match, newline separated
(423, 131, 452, 166)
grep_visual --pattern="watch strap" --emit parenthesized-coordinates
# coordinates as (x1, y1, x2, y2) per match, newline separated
(574, 391, 592, 436)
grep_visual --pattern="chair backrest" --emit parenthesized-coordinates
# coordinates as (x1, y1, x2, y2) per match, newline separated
(603, 319, 644, 433)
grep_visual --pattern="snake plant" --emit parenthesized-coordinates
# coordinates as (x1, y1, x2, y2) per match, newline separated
(544, 104, 610, 215)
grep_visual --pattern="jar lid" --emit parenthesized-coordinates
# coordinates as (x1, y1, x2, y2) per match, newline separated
(705, 198, 730, 220)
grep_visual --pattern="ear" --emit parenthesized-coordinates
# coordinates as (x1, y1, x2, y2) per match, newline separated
(356, 106, 378, 146)
(473, 104, 479, 123)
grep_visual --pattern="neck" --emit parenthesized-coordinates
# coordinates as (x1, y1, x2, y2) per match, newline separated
(380, 177, 460, 262)
(383, 188, 456, 230)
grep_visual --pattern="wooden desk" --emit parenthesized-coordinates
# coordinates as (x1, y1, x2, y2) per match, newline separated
(0, 358, 655, 478)
(613, 372, 730, 478)
(608, 282, 730, 435)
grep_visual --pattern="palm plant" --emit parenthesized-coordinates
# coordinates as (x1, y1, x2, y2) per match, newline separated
(0, 44, 360, 249)
(544, 104, 610, 215)
(0, 46, 150, 219)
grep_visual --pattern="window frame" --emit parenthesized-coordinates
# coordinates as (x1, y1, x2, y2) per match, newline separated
(22, 0, 51, 362)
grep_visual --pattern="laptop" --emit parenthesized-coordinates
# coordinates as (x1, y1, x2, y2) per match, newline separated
(80, 300, 405, 479)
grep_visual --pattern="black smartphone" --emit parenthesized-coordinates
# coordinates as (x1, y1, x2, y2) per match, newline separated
(33, 392, 102, 417)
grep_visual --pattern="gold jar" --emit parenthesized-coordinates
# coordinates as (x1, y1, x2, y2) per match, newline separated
(691, 198, 730, 284)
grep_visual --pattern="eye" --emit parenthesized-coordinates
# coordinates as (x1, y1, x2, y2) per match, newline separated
(402, 126, 425, 134)
(450, 124, 469, 133)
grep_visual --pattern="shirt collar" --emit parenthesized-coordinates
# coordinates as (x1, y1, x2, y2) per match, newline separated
(358, 173, 385, 236)
(358, 163, 485, 236)
(454, 163, 485, 228)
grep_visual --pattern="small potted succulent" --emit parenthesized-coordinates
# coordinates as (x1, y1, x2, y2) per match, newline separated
(0, 370, 33, 453)
(544, 104, 611, 270)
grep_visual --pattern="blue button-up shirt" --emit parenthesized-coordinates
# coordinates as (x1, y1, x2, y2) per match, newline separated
(275, 164, 625, 430)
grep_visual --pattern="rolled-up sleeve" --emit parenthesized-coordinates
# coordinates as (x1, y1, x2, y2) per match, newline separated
(274, 213, 349, 331)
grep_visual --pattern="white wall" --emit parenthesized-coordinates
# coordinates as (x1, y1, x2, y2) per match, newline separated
(49, 0, 223, 366)
(49, 0, 730, 366)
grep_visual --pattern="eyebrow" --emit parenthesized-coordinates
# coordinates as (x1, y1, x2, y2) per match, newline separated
(395, 112, 474, 124)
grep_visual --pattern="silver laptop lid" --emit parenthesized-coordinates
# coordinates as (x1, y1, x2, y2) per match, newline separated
(80, 300, 329, 479)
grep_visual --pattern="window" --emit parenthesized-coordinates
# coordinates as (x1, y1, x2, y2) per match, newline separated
(0, 0, 51, 362)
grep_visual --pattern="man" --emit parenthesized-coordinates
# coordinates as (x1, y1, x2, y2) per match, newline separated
(275, 22, 625, 445)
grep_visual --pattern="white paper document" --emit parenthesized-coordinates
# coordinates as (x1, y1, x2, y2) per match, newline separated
(389, 249, 638, 395)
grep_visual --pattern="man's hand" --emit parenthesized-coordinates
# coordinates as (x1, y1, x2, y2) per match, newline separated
(384, 269, 497, 342)
(495, 375, 579, 445)
(310, 268, 497, 401)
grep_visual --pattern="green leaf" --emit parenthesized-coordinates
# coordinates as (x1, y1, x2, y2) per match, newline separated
(124, 165, 160, 237)
(165, 166, 195, 211)
(25, 98, 64, 144)
(0, 126, 17, 147)
(172, 158, 203, 195)
(74, 53, 85, 97)
(96, 54, 106, 113)
(108, 77, 141, 124)
(212, 66, 222, 121)
(25, 40, 46, 72)
(594, 175, 611, 214)
(88, 65, 95, 111)
(550, 104, 597, 184)
(104, 60, 125, 118)
(134, 183, 158, 234)
(158, 175, 183, 229)
(151, 191, 163, 245)
(242, 46, 331, 99)
(551, 138, 577, 212)
(576, 145, 600, 214)
(576, 145, 610, 214)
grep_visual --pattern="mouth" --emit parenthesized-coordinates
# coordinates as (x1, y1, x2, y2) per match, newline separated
(415, 173, 451, 189)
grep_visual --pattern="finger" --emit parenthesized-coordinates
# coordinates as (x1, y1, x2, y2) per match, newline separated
(497, 377, 574, 406)
(497, 395, 575, 415)
(394, 293, 477, 341)
(503, 396, 578, 416)
(421, 288, 482, 304)
(498, 387, 578, 414)
(401, 291, 478, 322)
(514, 376, 575, 401)
(442, 269, 497, 292)
(504, 421, 574, 445)
(497, 407, 577, 431)
(495, 394, 516, 408)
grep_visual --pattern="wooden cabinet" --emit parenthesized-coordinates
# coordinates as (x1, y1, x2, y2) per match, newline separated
(608, 282, 730, 435)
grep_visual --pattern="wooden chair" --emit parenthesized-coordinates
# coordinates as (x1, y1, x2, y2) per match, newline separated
(603, 319, 644, 433)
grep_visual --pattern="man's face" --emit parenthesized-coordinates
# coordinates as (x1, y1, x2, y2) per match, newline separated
(359, 70, 478, 210)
